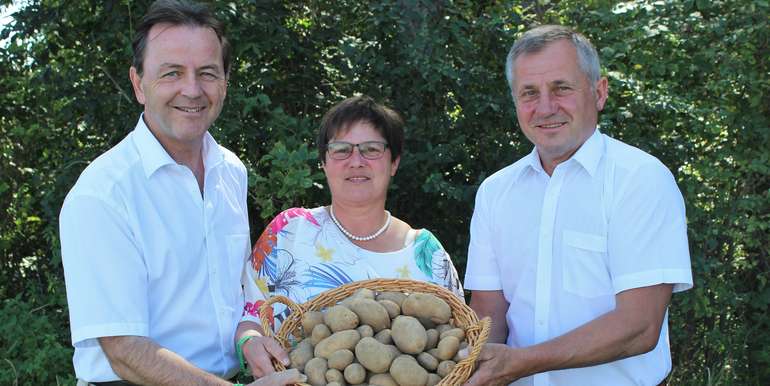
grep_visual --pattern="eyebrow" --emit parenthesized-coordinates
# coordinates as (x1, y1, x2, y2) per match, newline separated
(519, 79, 575, 90)
(552, 80, 574, 86)
(158, 63, 222, 72)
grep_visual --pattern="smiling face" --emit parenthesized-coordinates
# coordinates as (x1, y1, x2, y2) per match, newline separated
(322, 120, 400, 207)
(129, 23, 227, 155)
(511, 39, 608, 173)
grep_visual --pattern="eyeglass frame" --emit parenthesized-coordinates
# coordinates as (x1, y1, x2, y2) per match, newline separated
(325, 141, 390, 160)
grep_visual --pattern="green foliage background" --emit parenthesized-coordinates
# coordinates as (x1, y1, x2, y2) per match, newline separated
(1, 0, 768, 384)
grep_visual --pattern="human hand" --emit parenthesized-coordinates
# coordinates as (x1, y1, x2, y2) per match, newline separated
(460, 343, 520, 386)
(246, 368, 306, 386)
(242, 335, 290, 378)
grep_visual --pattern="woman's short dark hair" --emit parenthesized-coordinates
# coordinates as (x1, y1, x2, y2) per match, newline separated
(132, 0, 231, 76)
(317, 96, 405, 163)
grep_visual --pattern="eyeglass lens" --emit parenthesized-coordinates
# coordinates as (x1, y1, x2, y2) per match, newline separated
(327, 141, 388, 160)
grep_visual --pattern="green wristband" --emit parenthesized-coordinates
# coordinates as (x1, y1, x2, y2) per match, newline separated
(236, 335, 257, 374)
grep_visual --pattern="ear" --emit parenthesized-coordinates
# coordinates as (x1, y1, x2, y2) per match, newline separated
(594, 77, 609, 111)
(390, 156, 400, 177)
(129, 66, 146, 105)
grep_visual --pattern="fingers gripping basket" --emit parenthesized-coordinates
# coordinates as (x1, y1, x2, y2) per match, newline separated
(259, 278, 491, 386)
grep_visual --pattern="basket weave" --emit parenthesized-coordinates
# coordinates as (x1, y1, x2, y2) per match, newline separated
(259, 278, 490, 386)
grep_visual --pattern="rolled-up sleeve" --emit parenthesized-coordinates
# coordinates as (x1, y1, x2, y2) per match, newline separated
(464, 181, 503, 291)
(608, 162, 693, 294)
(60, 193, 149, 346)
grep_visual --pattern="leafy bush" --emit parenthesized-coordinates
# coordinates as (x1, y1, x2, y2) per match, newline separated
(1, 0, 767, 384)
(0, 283, 75, 385)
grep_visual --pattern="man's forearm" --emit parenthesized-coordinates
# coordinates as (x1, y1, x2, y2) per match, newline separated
(99, 336, 231, 386)
(517, 284, 673, 376)
(469, 290, 509, 344)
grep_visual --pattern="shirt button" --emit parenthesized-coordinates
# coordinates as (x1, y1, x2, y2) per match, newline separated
(538, 320, 545, 326)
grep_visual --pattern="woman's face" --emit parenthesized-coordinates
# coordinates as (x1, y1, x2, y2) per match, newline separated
(322, 120, 400, 207)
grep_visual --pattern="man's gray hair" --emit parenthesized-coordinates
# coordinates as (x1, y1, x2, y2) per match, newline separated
(505, 25, 601, 97)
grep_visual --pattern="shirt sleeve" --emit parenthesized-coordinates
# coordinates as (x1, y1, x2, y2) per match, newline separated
(60, 194, 149, 345)
(240, 219, 276, 325)
(464, 181, 504, 291)
(608, 162, 693, 294)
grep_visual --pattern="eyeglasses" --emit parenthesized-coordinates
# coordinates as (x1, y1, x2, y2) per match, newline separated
(326, 141, 389, 160)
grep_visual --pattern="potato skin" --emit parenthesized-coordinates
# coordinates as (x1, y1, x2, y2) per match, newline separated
(328, 349, 355, 370)
(377, 299, 401, 319)
(355, 336, 396, 373)
(402, 293, 452, 325)
(439, 327, 465, 341)
(426, 373, 442, 386)
(436, 335, 460, 361)
(385, 344, 401, 359)
(326, 368, 345, 384)
(369, 373, 399, 386)
(353, 288, 376, 299)
(391, 315, 427, 354)
(302, 311, 325, 335)
(357, 324, 374, 338)
(435, 324, 452, 335)
(417, 352, 439, 371)
(390, 355, 429, 386)
(344, 362, 366, 384)
(374, 328, 393, 345)
(311, 323, 332, 345)
(289, 338, 315, 371)
(349, 298, 391, 332)
(376, 291, 407, 307)
(425, 329, 439, 350)
(315, 330, 362, 359)
(325, 305, 360, 332)
(304, 357, 328, 386)
(437, 360, 456, 377)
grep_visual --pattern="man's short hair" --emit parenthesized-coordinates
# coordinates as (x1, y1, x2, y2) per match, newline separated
(506, 25, 601, 98)
(132, 0, 231, 76)
(317, 96, 405, 164)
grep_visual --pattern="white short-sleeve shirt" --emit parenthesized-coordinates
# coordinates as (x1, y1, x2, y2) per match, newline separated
(60, 116, 250, 382)
(464, 129, 693, 386)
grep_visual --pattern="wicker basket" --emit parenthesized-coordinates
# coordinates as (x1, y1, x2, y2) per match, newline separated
(259, 278, 490, 386)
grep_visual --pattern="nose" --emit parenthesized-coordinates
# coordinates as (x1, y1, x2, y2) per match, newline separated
(180, 73, 203, 98)
(534, 92, 558, 117)
(347, 146, 366, 167)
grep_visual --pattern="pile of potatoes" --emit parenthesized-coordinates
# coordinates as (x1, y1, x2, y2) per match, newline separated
(287, 288, 469, 386)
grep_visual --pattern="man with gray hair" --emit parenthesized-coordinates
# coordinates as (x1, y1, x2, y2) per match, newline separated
(462, 25, 693, 385)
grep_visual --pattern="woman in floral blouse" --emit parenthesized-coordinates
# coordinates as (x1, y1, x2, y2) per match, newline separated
(235, 95, 464, 378)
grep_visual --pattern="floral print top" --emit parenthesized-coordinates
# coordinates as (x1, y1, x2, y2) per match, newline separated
(241, 206, 464, 329)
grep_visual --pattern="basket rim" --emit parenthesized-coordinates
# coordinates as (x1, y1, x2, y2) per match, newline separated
(258, 278, 491, 386)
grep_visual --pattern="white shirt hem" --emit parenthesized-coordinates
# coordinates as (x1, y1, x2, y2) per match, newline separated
(613, 268, 694, 295)
(72, 322, 148, 345)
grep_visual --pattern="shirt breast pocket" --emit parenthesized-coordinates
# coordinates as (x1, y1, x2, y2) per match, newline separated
(562, 230, 612, 298)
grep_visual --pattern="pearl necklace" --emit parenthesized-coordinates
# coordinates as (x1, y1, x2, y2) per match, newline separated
(329, 205, 391, 241)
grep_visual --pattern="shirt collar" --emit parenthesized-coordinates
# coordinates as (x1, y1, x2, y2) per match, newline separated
(132, 114, 224, 178)
(571, 128, 604, 177)
(201, 129, 224, 172)
(518, 127, 604, 179)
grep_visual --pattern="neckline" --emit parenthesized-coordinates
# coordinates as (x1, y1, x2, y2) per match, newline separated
(329, 205, 391, 241)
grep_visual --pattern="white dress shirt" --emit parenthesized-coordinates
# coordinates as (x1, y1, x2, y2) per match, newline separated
(465, 129, 693, 386)
(60, 116, 250, 382)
